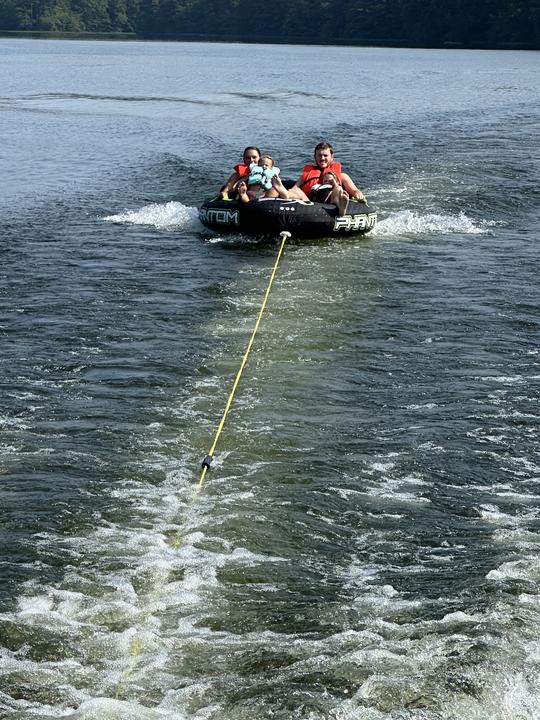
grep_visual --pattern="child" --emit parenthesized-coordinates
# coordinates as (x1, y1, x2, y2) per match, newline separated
(236, 155, 291, 203)
(311, 170, 350, 216)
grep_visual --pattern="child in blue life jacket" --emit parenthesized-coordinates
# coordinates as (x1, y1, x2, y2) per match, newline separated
(236, 155, 291, 203)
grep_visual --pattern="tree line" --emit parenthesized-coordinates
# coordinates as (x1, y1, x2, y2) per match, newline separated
(1, 0, 538, 48)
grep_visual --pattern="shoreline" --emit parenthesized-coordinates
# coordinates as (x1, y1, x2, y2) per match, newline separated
(0, 30, 537, 51)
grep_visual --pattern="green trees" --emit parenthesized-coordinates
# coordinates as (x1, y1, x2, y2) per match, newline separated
(0, 0, 20, 30)
(0, 0, 538, 48)
(38, 1, 82, 31)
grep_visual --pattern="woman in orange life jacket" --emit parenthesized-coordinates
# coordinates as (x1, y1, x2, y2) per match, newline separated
(220, 146, 261, 199)
(295, 141, 366, 214)
(220, 146, 309, 201)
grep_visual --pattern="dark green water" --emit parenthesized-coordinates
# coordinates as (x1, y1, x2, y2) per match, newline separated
(0, 39, 539, 719)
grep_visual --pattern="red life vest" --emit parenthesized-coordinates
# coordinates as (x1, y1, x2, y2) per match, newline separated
(234, 163, 250, 179)
(299, 161, 343, 196)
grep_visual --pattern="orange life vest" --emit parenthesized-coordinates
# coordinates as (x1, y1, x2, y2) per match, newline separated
(234, 163, 250, 179)
(299, 161, 343, 196)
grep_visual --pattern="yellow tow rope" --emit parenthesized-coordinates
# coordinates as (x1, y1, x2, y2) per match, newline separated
(198, 230, 291, 487)
(113, 230, 291, 702)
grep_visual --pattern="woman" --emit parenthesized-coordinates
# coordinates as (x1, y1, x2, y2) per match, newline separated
(295, 141, 366, 211)
(220, 146, 262, 199)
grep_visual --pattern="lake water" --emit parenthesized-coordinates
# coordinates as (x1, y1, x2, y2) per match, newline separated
(0, 38, 539, 720)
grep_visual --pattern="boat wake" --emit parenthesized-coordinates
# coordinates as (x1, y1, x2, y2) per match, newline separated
(104, 201, 495, 240)
(374, 209, 495, 237)
(104, 201, 201, 231)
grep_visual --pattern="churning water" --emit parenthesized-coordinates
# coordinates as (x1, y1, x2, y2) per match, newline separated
(0, 39, 539, 719)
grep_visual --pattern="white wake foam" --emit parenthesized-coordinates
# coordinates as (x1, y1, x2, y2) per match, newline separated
(104, 203, 490, 239)
(374, 209, 491, 236)
(104, 201, 201, 231)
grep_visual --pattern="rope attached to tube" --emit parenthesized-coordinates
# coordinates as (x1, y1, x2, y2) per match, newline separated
(198, 230, 291, 487)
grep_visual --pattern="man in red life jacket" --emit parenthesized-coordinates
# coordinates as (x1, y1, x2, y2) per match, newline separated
(296, 141, 366, 213)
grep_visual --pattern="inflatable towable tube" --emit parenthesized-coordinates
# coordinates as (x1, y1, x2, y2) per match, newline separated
(198, 197, 377, 240)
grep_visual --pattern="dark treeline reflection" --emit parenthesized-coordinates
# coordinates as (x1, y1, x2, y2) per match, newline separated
(1, 0, 538, 47)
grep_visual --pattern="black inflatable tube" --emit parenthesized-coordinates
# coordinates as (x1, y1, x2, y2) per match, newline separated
(198, 197, 377, 240)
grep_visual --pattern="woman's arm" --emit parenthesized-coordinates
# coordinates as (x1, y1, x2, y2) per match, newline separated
(220, 171, 240, 198)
